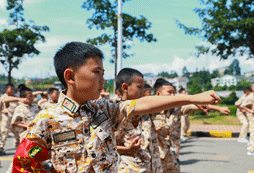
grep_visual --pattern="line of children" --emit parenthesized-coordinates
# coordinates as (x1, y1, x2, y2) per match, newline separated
(12, 42, 221, 172)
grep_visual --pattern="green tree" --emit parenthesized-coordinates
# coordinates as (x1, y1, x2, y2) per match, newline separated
(204, 81, 213, 91)
(211, 70, 220, 78)
(221, 84, 228, 91)
(213, 84, 222, 91)
(182, 66, 190, 78)
(236, 78, 251, 90)
(82, 0, 156, 79)
(228, 85, 236, 91)
(176, 0, 254, 59)
(229, 59, 241, 75)
(158, 71, 178, 78)
(0, 0, 49, 83)
(187, 77, 202, 94)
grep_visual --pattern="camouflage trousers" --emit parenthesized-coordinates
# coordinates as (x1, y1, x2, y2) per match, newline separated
(248, 113, 254, 152)
(180, 115, 190, 138)
(236, 109, 249, 139)
(1, 114, 19, 148)
(161, 148, 180, 173)
(169, 114, 181, 159)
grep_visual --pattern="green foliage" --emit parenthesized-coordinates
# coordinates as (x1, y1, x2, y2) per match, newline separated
(104, 79, 114, 93)
(204, 81, 213, 91)
(182, 66, 190, 78)
(221, 84, 228, 91)
(211, 70, 220, 78)
(40, 77, 59, 85)
(82, 0, 156, 78)
(187, 77, 202, 94)
(236, 78, 252, 90)
(158, 71, 178, 78)
(176, 0, 254, 59)
(213, 84, 222, 91)
(0, 0, 49, 83)
(228, 85, 236, 91)
(220, 91, 238, 105)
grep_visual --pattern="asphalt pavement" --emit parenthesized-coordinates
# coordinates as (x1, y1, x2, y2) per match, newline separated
(1, 135, 254, 173)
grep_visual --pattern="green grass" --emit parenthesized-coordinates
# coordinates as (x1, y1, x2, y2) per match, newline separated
(190, 104, 241, 126)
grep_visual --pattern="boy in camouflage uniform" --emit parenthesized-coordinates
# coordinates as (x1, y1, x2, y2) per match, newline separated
(235, 87, 252, 143)
(11, 87, 41, 141)
(39, 88, 59, 110)
(12, 42, 221, 172)
(115, 68, 162, 173)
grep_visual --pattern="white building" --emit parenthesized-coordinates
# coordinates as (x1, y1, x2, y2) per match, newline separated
(145, 77, 188, 91)
(244, 71, 254, 77)
(211, 75, 254, 87)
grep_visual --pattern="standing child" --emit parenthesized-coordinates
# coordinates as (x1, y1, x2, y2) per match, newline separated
(39, 88, 59, 110)
(11, 87, 41, 141)
(235, 87, 252, 143)
(12, 42, 221, 172)
(115, 68, 162, 173)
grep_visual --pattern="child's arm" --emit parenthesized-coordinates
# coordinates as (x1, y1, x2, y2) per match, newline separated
(13, 122, 29, 128)
(207, 105, 231, 115)
(133, 90, 220, 115)
(4, 96, 27, 103)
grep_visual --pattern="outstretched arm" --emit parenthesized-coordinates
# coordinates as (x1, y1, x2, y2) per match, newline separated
(133, 90, 221, 115)
(207, 105, 231, 115)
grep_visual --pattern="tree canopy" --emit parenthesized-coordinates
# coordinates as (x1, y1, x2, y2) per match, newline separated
(0, 0, 49, 83)
(176, 0, 254, 59)
(82, 0, 156, 79)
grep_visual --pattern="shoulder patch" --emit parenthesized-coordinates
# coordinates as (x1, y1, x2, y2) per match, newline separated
(29, 146, 42, 158)
(61, 98, 77, 114)
(90, 111, 109, 129)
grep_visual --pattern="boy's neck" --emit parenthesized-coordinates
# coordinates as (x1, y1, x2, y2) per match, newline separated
(66, 89, 87, 105)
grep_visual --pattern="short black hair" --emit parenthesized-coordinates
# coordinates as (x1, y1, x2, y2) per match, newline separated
(179, 88, 186, 94)
(153, 78, 172, 93)
(243, 87, 252, 93)
(48, 88, 59, 95)
(17, 84, 26, 91)
(20, 87, 32, 98)
(54, 42, 104, 88)
(144, 83, 152, 89)
(116, 68, 143, 94)
(5, 83, 14, 90)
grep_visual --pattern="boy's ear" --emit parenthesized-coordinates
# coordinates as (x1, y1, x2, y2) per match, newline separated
(155, 91, 160, 96)
(122, 83, 128, 93)
(64, 68, 75, 85)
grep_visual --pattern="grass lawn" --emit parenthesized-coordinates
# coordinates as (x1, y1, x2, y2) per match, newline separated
(189, 104, 241, 126)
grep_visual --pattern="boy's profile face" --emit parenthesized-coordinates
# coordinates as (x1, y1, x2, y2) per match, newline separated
(6, 86, 15, 96)
(180, 90, 187, 95)
(142, 88, 152, 97)
(157, 85, 175, 96)
(50, 90, 60, 102)
(124, 75, 144, 100)
(25, 91, 34, 105)
(70, 56, 104, 103)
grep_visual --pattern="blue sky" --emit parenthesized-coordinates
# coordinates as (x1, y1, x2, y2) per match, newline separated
(0, 0, 254, 79)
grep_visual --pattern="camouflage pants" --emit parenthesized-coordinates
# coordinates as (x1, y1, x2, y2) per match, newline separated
(236, 109, 249, 139)
(1, 114, 19, 148)
(161, 149, 180, 173)
(181, 115, 190, 138)
(169, 115, 181, 159)
(248, 113, 254, 152)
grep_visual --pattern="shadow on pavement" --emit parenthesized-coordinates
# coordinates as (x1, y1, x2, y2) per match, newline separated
(180, 151, 217, 156)
(180, 159, 229, 165)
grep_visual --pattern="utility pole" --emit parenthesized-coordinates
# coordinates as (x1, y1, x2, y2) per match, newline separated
(117, 0, 122, 74)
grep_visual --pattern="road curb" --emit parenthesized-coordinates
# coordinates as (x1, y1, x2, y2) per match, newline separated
(187, 130, 250, 138)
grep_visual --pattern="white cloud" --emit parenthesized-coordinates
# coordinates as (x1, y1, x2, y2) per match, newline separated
(0, 0, 6, 9)
(0, 18, 7, 26)
(127, 54, 254, 76)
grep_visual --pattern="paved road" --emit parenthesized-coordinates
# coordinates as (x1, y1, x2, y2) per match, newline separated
(1, 136, 254, 172)
(180, 137, 254, 173)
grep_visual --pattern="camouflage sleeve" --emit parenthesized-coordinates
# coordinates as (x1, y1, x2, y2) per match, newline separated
(26, 110, 53, 150)
(106, 100, 137, 129)
(235, 96, 244, 107)
(11, 106, 24, 125)
(181, 104, 196, 114)
(241, 95, 254, 108)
